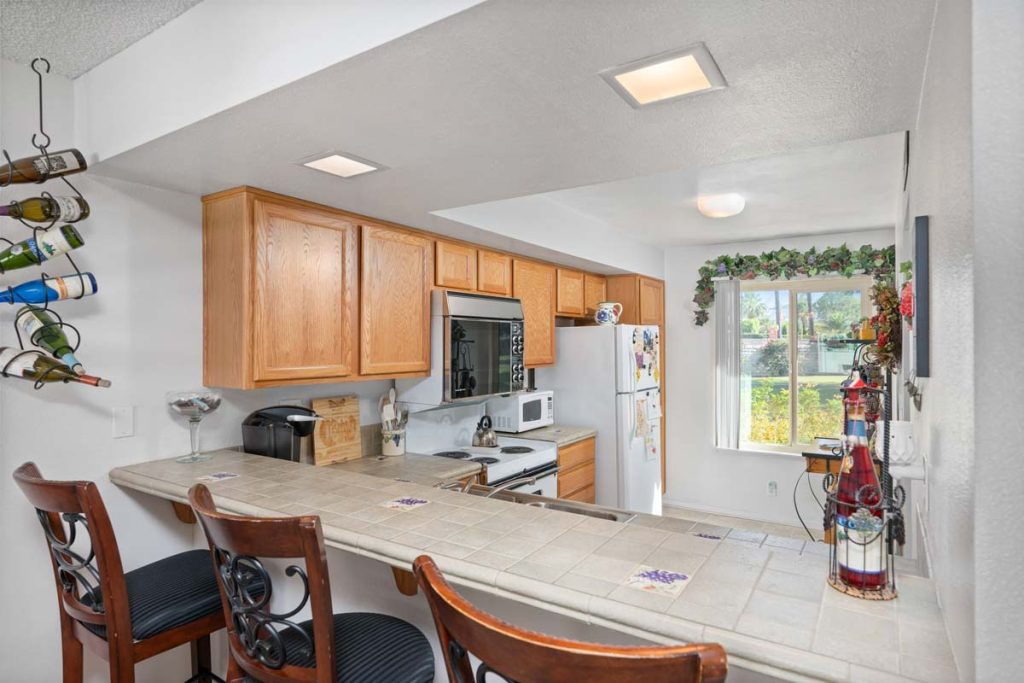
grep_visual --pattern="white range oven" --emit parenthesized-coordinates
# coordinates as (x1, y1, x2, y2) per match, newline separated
(487, 390, 554, 433)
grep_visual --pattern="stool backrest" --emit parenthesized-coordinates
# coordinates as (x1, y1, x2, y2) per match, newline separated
(413, 555, 728, 683)
(189, 484, 335, 683)
(13, 462, 133, 661)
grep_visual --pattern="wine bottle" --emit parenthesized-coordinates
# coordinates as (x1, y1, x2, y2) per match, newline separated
(0, 272, 98, 305)
(0, 149, 87, 185)
(0, 196, 90, 222)
(835, 372, 886, 590)
(15, 306, 85, 374)
(0, 347, 110, 387)
(0, 225, 84, 273)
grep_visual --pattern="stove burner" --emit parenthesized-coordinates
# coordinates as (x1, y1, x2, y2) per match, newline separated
(434, 451, 471, 459)
(499, 446, 534, 454)
(470, 456, 499, 465)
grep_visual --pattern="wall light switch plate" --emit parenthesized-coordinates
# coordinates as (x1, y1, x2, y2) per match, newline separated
(112, 406, 134, 439)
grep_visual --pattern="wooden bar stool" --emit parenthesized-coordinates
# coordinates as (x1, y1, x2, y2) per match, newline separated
(188, 483, 435, 683)
(13, 462, 226, 683)
(413, 555, 728, 683)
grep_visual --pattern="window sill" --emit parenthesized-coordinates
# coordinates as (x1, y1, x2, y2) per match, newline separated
(715, 445, 807, 460)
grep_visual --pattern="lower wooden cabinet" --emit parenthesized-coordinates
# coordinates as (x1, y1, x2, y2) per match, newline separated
(360, 224, 433, 375)
(557, 437, 596, 500)
(513, 259, 556, 367)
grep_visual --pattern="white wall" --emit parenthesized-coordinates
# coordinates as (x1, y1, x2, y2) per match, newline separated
(0, 60, 391, 682)
(74, 0, 486, 162)
(904, 0, 976, 678)
(662, 228, 895, 525)
(971, 1, 1024, 680)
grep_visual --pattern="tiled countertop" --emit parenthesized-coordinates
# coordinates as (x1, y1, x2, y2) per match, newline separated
(330, 451, 481, 486)
(109, 451, 956, 683)
(500, 424, 598, 447)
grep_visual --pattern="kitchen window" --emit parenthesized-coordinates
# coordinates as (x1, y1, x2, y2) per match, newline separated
(716, 276, 874, 453)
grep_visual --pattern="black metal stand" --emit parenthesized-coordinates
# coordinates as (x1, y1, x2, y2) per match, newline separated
(823, 341, 906, 600)
(1, 57, 93, 389)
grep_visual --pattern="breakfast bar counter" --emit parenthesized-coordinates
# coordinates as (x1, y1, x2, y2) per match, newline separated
(329, 451, 482, 486)
(110, 451, 956, 683)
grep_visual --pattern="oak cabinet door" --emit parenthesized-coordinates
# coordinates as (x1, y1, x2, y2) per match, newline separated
(513, 260, 556, 367)
(478, 250, 512, 296)
(252, 200, 358, 382)
(556, 268, 586, 316)
(435, 240, 477, 290)
(584, 274, 607, 317)
(639, 277, 665, 325)
(360, 225, 433, 375)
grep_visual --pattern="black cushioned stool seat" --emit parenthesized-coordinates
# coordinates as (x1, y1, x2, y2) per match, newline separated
(247, 612, 434, 683)
(82, 549, 221, 640)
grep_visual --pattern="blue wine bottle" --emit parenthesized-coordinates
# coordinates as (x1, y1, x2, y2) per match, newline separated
(0, 273, 97, 305)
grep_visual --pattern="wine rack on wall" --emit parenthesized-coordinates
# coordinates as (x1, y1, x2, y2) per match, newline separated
(0, 58, 104, 389)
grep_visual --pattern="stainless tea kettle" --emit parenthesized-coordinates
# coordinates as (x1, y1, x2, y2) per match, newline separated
(473, 415, 498, 448)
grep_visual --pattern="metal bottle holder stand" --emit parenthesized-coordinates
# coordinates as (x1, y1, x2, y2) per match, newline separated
(1, 57, 92, 389)
(823, 341, 906, 600)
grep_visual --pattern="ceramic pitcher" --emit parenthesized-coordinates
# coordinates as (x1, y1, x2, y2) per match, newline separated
(595, 301, 623, 325)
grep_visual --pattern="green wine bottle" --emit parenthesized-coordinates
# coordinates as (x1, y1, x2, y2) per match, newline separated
(15, 306, 85, 374)
(0, 225, 84, 273)
(0, 347, 110, 387)
(0, 196, 90, 223)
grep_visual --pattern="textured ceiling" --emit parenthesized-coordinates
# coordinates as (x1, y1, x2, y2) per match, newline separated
(92, 0, 934, 259)
(440, 133, 906, 246)
(0, 0, 203, 77)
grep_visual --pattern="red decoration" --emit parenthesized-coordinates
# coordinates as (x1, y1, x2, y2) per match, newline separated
(899, 281, 914, 329)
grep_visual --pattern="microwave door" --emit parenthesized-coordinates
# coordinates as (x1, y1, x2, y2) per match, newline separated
(449, 318, 512, 400)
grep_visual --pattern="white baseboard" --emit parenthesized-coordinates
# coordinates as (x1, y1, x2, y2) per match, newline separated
(661, 496, 803, 527)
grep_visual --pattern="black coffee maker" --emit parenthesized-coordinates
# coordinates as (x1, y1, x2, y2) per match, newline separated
(241, 405, 320, 462)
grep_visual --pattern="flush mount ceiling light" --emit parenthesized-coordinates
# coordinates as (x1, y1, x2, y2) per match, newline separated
(601, 42, 726, 108)
(697, 193, 745, 218)
(298, 151, 383, 178)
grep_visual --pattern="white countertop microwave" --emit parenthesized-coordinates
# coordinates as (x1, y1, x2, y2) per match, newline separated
(487, 390, 554, 433)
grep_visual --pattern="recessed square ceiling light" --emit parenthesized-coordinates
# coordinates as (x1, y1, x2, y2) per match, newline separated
(601, 42, 726, 108)
(299, 152, 383, 178)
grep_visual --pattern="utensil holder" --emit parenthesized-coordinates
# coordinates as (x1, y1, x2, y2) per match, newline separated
(382, 428, 406, 456)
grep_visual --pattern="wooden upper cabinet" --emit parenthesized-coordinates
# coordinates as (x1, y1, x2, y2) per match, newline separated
(478, 250, 513, 296)
(513, 259, 556, 367)
(583, 274, 607, 317)
(202, 188, 360, 389)
(606, 274, 664, 326)
(639, 277, 665, 325)
(556, 269, 586, 317)
(252, 200, 358, 382)
(360, 224, 433, 375)
(435, 240, 477, 290)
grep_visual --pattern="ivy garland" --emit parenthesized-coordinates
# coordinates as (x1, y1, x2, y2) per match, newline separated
(692, 243, 896, 326)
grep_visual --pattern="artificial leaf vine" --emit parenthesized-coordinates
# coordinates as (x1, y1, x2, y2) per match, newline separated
(692, 243, 896, 326)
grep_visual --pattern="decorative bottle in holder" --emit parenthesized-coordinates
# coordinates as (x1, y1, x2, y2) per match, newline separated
(0, 149, 87, 185)
(15, 306, 85, 374)
(0, 196, 90, 222)
(0, 224, 84, 273)
(0, 272, 97, 304)
(0, 347, 109, 387)
(834, 371, 886, 590)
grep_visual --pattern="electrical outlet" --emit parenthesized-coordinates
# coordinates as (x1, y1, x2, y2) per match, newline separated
(767, 480, 778, 497)
(112, 406, 134, 439)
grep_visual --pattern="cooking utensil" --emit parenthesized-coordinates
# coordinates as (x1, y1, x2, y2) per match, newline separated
(472, 415, 498, 448)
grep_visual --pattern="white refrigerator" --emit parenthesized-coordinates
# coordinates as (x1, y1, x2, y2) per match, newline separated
(535, 325, 662, 515)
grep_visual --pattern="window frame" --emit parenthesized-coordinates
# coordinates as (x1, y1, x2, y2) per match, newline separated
(737, 275, 874, 453)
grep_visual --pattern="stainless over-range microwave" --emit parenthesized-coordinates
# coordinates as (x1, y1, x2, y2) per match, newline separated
(395, 291, 526, 408)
